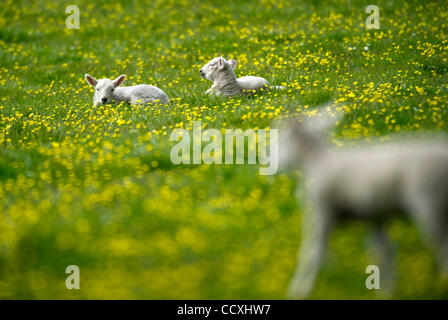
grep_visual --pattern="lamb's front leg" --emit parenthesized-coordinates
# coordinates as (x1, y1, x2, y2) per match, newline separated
(287, 204, 333, 299)
(206, 84, 221, 96)
(130, 96, 149, 105)
(369, 225, 395, 297)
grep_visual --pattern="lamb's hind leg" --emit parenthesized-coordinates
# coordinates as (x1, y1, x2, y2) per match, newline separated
(287, 205, 333, 299)
(130, 97, 143, 106)
(429, 202, 448, 277)
(369, 225, 395, 297)
(411, 195, 448, 277)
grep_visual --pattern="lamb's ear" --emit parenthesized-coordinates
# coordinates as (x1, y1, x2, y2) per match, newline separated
(113, 74, 126, 87)
(218, 57, 226, 70)
(85, 74, 97, 87)
(228, 59, 237, 70)
(276, 117, 305, 169)
(304, 101, 343, 134)
(274, 117, 304, 143)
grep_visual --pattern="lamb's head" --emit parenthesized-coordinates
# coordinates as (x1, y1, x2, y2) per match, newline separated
(199, 57, 237, 81)
(278, 108, 340, 169)
(85, 74, 126, 106)
(278, 119, 321, 169)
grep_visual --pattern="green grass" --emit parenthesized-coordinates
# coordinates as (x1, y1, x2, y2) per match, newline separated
(0, 0, 448, 299)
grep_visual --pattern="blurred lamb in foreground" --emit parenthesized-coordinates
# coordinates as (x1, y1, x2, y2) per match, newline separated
(199, 57, 284, 96)
(279, 105, 448, 299)
(85, 74, 169, 106)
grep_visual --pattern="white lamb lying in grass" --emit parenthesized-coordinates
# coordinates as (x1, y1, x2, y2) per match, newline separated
(199, 57, 284, 97)
(279, 107, 448, 299)
(85, 74, 169, 106)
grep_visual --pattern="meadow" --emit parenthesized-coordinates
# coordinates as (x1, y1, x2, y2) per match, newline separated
(1, 0, 448, 299)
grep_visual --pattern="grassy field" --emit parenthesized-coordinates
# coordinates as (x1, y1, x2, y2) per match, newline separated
(1, 0, 448, 299)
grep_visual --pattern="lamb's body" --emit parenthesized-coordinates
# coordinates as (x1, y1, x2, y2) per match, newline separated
(200, 57, 281, 97)
(310, 142, 448, 221)
(237, 76, 269, 92)
(85, 74, 169, 106)
(113, 84, 169, 104)
(280, 116, 448, 299)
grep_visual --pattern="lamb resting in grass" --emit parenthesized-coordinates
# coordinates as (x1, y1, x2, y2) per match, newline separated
(199, 57, 284, 97)
(279, 110, 448, 299)
(85, 74, 169, 106)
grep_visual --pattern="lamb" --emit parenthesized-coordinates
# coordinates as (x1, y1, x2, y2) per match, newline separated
(278, 108, 448, 299)
(85, 74, 169, 106)
(199, 57, 284, 97)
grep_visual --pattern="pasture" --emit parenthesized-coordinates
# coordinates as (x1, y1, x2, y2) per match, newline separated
(0, 0, 447, 299)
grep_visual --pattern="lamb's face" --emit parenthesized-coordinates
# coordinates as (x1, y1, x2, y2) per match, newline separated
(278, 121, 318, 169)
(278, 122, 302, 169)
(85, 74, 125, 106)
(93, 79, 115, 106)
(199, 57, 236, 81)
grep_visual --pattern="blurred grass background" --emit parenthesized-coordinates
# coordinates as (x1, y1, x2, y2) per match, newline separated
(0, 0, 448, 299)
